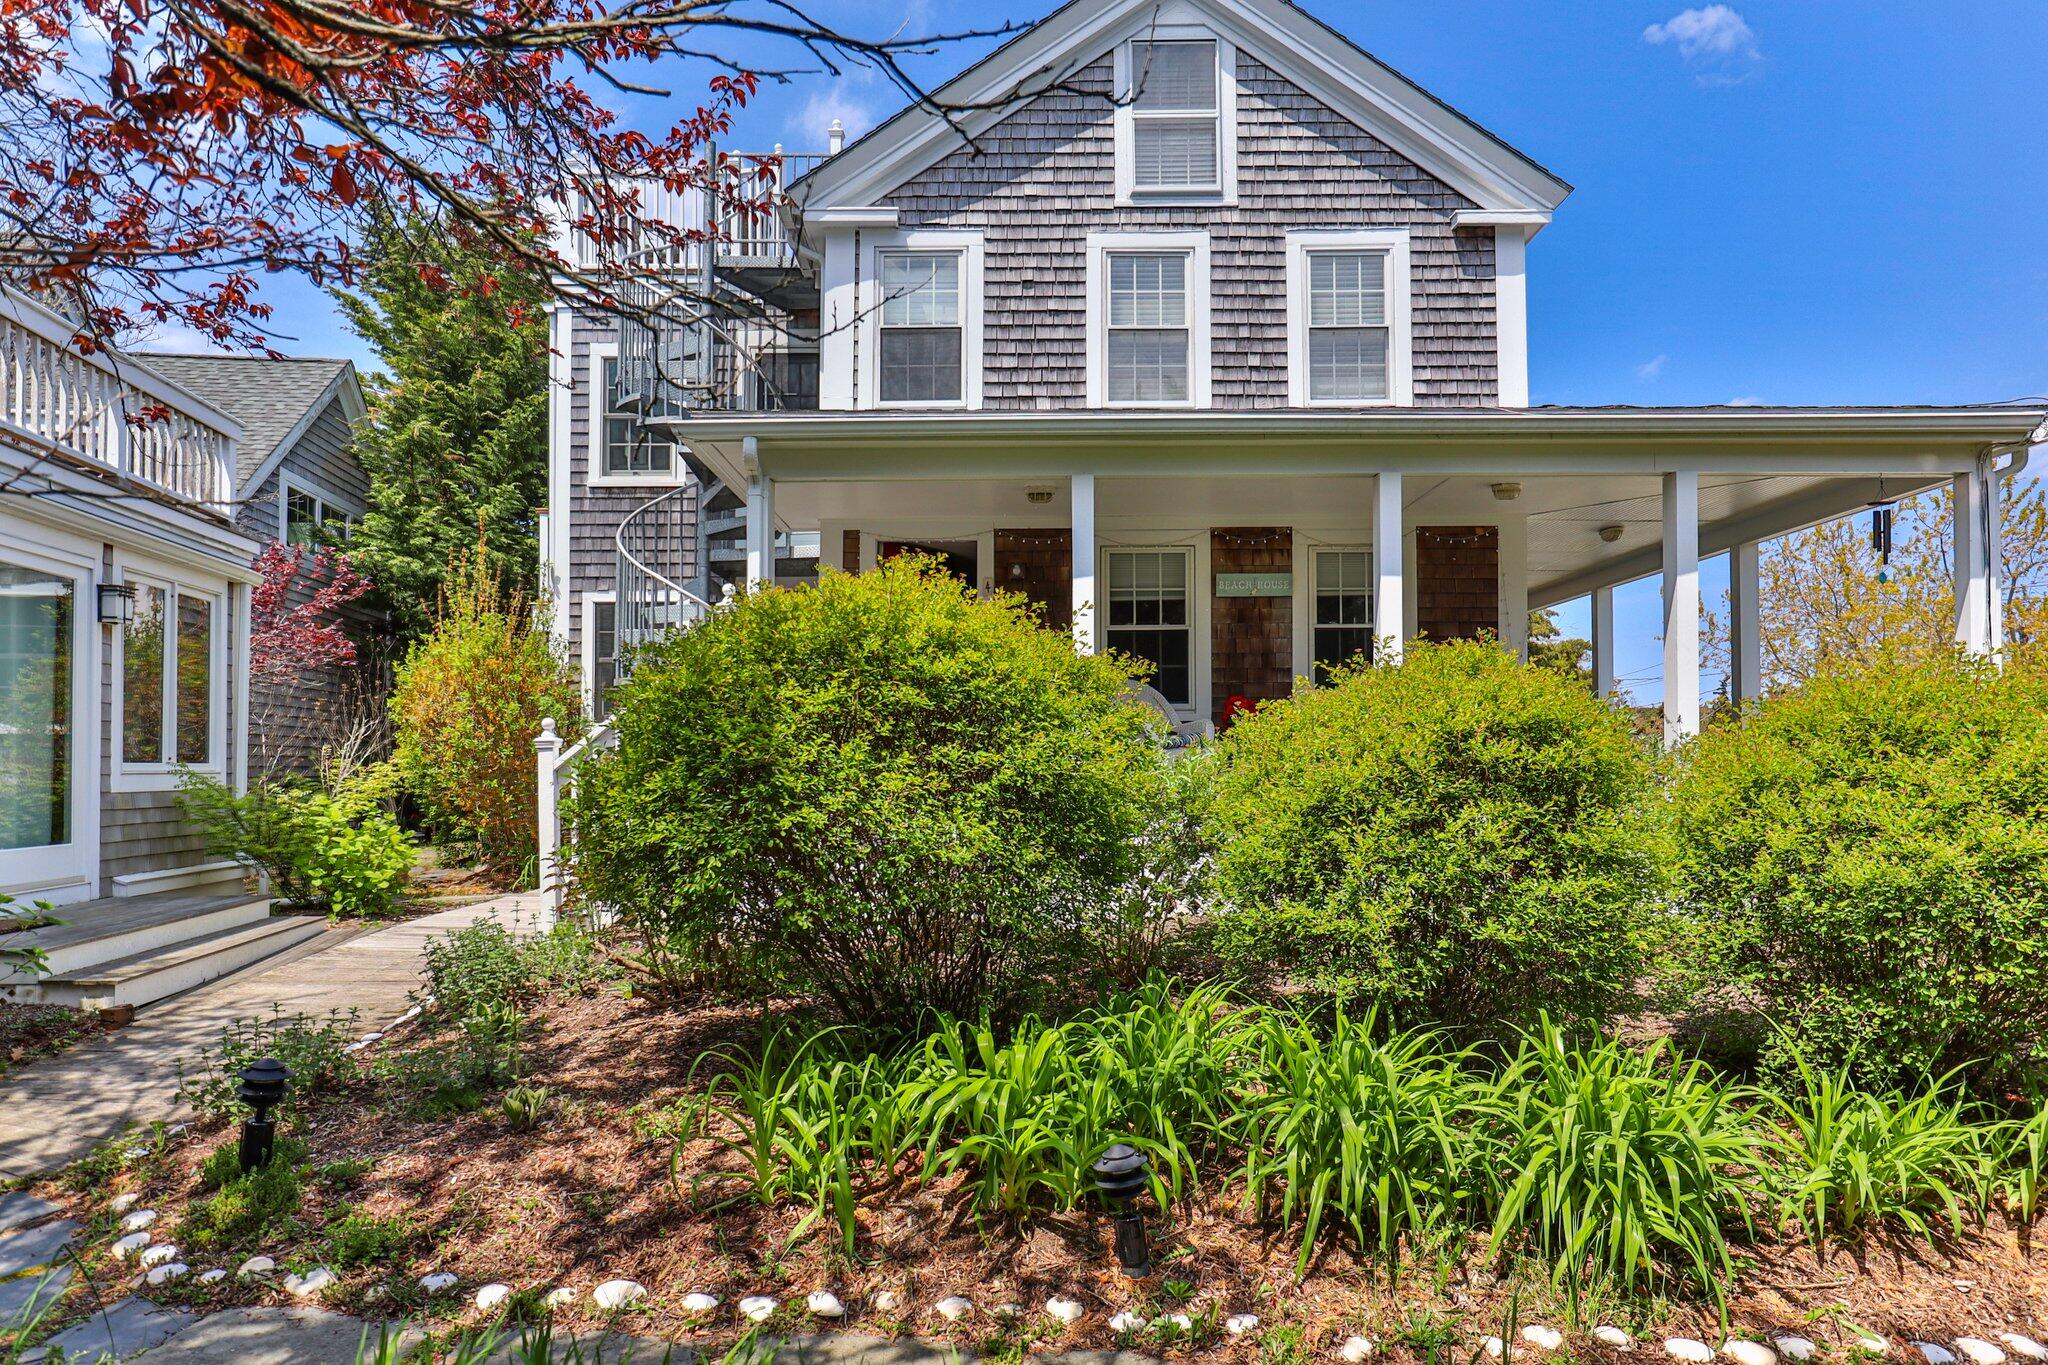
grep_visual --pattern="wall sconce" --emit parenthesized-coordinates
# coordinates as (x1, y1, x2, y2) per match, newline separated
(1025, 487, 1055, 505)
(97, 583, 136, 625)
(1491, 482, 1522, 501)
(1008, 561, 1027, 581)
(1598, 524, 1625, 544)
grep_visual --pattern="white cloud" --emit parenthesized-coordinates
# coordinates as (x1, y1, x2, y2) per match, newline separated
(126, 320, 242, 357)
(1643, 6, 1762, 85)
(789, 85, 879, 151)
(1726, 395, 1764, 407)
(1636, 354, 1669, 381)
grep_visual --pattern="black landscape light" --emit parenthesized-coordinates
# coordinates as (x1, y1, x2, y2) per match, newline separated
(236, 1057, 292, 1173)
(1091, 1143, 1152, 1276)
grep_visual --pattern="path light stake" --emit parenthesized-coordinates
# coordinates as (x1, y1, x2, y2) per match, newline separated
(1091, 1143, 1152, 1276)
(236, 1057, 292, 1173)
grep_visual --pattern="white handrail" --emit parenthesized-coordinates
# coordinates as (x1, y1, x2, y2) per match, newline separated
(534, 716, 618, 912)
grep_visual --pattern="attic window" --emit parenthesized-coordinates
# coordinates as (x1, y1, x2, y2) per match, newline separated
(1118, 37, 1234, 203)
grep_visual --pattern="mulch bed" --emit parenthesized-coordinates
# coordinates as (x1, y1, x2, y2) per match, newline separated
(0, 1002, 114, 1081)
(19, 989, 2048, 1359)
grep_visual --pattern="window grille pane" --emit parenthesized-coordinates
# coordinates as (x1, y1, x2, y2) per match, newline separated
(881, 253, 961, 327)
(604, 357, 676, 474)
(1309, 329, 1390, 402)
(175, 593, 213, 765)
(879, 328, 964, 403)
(1105, 551, 1192, 705)
(1107, 330, 1189, 403)
(1132, 120, 1218, 188)
(122, 586, 165, 765)
(1130, 41, 1217, 110)
(285, 489, 319, 546)
(593, 600, 618, 720)
(1309, 252, 1387, 328)
(1108, 254, 1187, 327)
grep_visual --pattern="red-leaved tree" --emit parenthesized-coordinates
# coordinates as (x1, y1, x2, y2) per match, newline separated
(249, 539, 373, 683)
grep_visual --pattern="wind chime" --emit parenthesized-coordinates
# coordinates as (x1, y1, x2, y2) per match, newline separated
(1870, 482, 1898, 584)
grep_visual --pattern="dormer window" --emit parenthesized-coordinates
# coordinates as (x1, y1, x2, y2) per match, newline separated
(1116, 34, 1236, 204)
(1285, 229, 1414, 406)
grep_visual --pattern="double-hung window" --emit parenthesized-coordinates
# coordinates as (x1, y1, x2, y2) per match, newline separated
(602, 356, 676, 477)
(1106, 253, 1189, 404)
(590, 599, 619, 720)
(283, 480, 356, 546)
(1286, 230, 1412, 406)
(1129, 40, 1221, 193)
(120, 577, 220, 772)
(1312, 550, 1373, 684)
(877, 251, 963, 404)
(1106, 549, 1191, 707)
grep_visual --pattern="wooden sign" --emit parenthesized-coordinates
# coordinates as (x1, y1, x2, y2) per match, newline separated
(1215, 572, 1292, 598)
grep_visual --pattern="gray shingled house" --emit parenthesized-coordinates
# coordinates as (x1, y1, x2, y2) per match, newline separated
(141, 354, 389, 779)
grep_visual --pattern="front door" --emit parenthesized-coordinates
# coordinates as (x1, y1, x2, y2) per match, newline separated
(0, 530, 95, 904)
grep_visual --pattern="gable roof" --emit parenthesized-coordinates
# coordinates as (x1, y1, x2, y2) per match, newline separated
(139, 355, 365, 495)
(795, 0, 1571, 218)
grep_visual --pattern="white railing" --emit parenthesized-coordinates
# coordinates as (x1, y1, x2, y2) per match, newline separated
(0, 289, 236, 510)
(714, 148, 827, 261)
(534, 716, 615, 913)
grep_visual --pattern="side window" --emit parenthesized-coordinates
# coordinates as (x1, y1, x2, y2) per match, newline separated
(1313, 550, 1373, 683)
(877, 252, 964, 404)
(603, 356, 676, 476)
(1106, 549, 1192, 706)
(120, 578, 220, 770)
(592, 600, 618, 719)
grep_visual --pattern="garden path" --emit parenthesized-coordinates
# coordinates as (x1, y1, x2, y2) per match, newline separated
(0, 893, 547, 1182)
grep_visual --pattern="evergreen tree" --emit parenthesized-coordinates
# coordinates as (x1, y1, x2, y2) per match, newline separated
(334, 214, 549, 641)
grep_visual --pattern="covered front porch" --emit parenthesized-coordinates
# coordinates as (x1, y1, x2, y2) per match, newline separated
(664, 406, 2043, 744)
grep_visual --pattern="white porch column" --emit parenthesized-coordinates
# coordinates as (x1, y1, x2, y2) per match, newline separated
(745, 474, 776, 585)
(1730, 540, 1763, 704)
(1498, 515, 1530, 660)
(1591, 584, 1616, 697)
(1374, 471, 1406, 663)
(1662, 471, 1701, 747)
(1952, 460, 2002, 656)
(1071, 473, 1097, 653)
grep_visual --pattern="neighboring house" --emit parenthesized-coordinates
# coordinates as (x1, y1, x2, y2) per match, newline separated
(1, 287, 328, 1009)
(542, 0, 2041, 739)
(141, 355, 386, 779)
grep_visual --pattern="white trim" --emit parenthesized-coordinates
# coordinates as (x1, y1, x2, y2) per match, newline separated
(584, 340, 683, 487)
(1497, 514, 1529, 660)
(277, 469, 364, 544)
(0, 517, 100, 899)
(1492, 225, 1530, 408)
(1729, 540, 1761, 702)
(1300, 540, 1373, 684)
(108, 551, 232, 792)
(546, 303, 574, 652)
(1113, 29, 1239, 207)
(809, 206, 899, 227)
(1374, 472, 1405, 663)
(1085, 230, 1212, 409)
(111, 859, 244, 898)
(580, 590, 616, 714)
(1451, 209, 1552, 235)
(1661, 470, 1701, 748)
(856, 229, 985, 411)
(1284, 229, 1413, 407)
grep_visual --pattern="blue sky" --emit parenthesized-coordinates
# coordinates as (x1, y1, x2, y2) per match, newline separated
(186, 0, 2048, 701)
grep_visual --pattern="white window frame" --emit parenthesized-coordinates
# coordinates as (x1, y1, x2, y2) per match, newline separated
(278, 471, 363, 546)
(585, 341, 682, 487)
(1285, 229, 1413, 407)
(0, 520, 99, 901)
(1103, 544, 1199, 716)
(1308, 545, 1375, 683)
(110, 552, 229, 792)
(1114, 30, 1238, 206)
(857, 229, 984, 411)
(1085, 231, 1212, 409)
(581, 591, 617, 719)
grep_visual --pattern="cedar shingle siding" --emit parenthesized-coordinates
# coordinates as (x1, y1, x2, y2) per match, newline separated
(880, 54, 1497, 408)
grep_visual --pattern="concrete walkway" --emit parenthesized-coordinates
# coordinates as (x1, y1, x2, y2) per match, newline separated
(0, 893, 548, 1181)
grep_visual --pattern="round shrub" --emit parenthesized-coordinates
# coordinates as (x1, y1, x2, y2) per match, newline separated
(567, 559, 1167, 1031)
(1670, 650, 2048, 1094)
(1201, 641, 1659, 1030)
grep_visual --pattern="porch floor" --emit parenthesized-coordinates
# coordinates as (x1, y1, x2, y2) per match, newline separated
(2, 891, 260, 956)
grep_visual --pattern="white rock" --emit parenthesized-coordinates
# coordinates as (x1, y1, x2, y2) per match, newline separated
(285, 1268, 337, 1298)
(593, 1280, 647, 1312)
(1484, 1337, 1512, 1361)
(1854, 1337, 1890, 1358)
(110, 1193, 141, 1214)
(140, 1244, 180, 1268)
(1915, 1345, 1956, 1365)
(418, 1272, 460, 1294)
(1956, 1341, 2007, 1365)
(1995, 1338, 2047, 1363)
(934, 1296, 973, 1322)
(237, 1256, 276, 1279)
(167, 1123, 189, 1138)
(146, 1263, 189, 1286)
(1667, 1340, 1716, 1364)
(808, 1291, 845, 1318)
(1597, 1327, 1636, 1350)
(1724, 1342, 1777, 1365)
(1524, 1326, 1565, 1351)
(872, 1290, 902, 1313)
(680, 1292, 719, 1316)
(1342, 1336, 1377, 1362)
(1110, 1311, 1146, 1334)
(1774, 1339, 1818, 1362)
(991, 1303, 1023, 1322)
(1045, 1297, 1084, 1327)
(198, 1269, 227, 1285)
(1154, 1313, 1193, 1334)
(1227, 1314, 1261, 1337)
(112, 1232, 151, 1259)
(544, 1287, 578, 1310)
(738, 1295, 778, 1323)
(475, 1283, 512, 1312)
(120, 1209, 158, 1232)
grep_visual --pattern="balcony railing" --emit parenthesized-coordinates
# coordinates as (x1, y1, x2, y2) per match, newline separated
(613, 273, 817, 415)
(0, 290, 235, 510)
(714, 148, 827, 262)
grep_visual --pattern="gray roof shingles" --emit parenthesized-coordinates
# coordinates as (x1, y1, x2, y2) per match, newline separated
(139, 354, 354, 488)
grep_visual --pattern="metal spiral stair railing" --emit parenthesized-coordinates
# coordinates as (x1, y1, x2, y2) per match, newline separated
(615, 485, 716, 680)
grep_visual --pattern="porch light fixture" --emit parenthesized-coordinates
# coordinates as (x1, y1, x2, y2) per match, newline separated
(1026, 487, 1056, 505)
(1491, 482, 1522, 502)
(1008, 561, 1027, 581)
(97, 582, 136, 625)
(236, 1057, 292, 1173)
(1598, 524, 1625, 544)
(1091, 1143, 1152, 1276)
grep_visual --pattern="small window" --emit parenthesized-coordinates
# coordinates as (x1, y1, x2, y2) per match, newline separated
(878, 252, 963, 404)
(1129, 40, 1220, 192)
(603, 357, 676, 476)
(1313, 550, 1373, 684)
(1106, 549, 1191, 706)
(121, 580, 218, 768)
(1106, 253, 1189, 404)
(285, 488, 321, 547)
(1307, 252, 1390, 402)
(592, 600, 618, 720)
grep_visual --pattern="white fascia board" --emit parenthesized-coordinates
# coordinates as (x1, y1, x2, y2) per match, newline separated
(795, 0, 1568, 216)
(1452, 209, 1553, 237)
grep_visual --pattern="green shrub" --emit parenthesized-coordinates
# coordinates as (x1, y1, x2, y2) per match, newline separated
(391, 547, 583, 878)
(568, 558, 1169, 1029)
(1201, 641, 1661, 1029)
(423, 921, 533, 1019)
(1669, 650, 2048, 1093)
(324, 1209, 416, 1268)
(175, 1007, 359, 1119)
(184, 1140, 307, 1250)
(178, 771, 413, 918)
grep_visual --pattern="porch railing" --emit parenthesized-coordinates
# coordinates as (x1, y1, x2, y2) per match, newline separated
(714, 148, 826, 261)
(0, 290, 236, 510)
